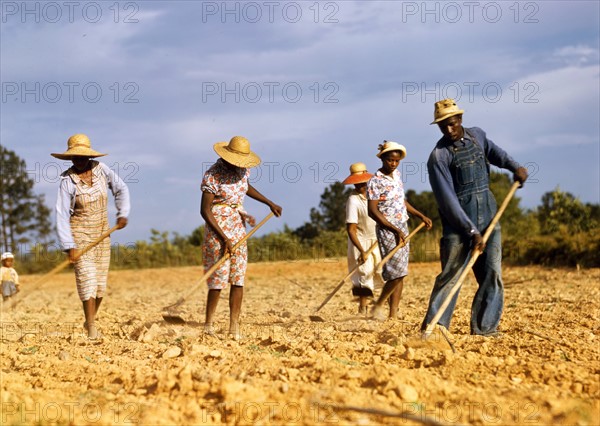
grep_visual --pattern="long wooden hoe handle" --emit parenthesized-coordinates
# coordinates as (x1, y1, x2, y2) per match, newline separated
(163, 212, 274, 310)
(375, 222, 426, 273)
(9, 225, 120, 309)
(314, 240, 379, 313)
(423, 182, 520, 336)
(315, 221, 427, 313)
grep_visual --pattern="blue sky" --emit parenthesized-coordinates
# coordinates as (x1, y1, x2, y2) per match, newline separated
(1, 1, 599, 245)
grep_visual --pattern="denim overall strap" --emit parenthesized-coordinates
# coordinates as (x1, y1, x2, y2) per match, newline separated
(449, 132, 490, 199)
(464, 128, 490, 170)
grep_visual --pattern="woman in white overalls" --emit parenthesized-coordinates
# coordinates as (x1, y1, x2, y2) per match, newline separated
(53, 134, 130, 339)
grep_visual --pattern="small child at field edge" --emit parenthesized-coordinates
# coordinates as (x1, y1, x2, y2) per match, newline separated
(1, 252, 20, 301)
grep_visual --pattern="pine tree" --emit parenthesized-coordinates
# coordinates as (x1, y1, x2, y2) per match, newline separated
(294, 182, 352, 240)
(0, 145, 53, 252)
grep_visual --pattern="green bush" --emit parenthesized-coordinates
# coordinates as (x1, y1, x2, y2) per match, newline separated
(409, 230, 441, 263)
(504, 232, 600, 267)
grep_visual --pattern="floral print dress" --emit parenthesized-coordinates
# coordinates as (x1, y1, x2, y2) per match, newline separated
(367, 169, 410, 281)
(201, 159, 250, 290)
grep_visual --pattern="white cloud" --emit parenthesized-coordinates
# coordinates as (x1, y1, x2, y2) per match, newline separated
(2, 1, 599, 242)
(553, 44, 599, 66)
(477, 64, 599, 152)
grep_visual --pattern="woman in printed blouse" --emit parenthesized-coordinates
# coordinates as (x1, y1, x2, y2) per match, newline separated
(201, 136, 282, 339)
(367, 141, 432, 320)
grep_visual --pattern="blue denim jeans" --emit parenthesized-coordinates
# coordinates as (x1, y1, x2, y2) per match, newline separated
(421, 224, 503, 334)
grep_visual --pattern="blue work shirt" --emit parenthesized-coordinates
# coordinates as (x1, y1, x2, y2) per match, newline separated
(427, 126, 521, 237)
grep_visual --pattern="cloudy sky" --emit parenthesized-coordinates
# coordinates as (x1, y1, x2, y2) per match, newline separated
(1, 1, 598, 245)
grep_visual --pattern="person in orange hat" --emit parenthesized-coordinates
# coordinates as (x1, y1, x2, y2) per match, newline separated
(52, 134, 130, 340)
(201, 136, 282, 340)
(367, 141, 432, 321)
(421, 99, 528, 337)
(342, 163, 383, 314)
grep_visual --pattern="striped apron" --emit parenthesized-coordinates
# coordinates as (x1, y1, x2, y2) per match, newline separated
(70, 166, 110, 301)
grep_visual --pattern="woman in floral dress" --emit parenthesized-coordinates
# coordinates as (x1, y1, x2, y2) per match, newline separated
(367, 141, 432, 320)
(201, 136, 282, 339)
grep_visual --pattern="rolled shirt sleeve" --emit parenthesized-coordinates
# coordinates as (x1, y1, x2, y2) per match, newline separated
(56, 177, 77, 250)
(346, 195, 359, 224)
(100, 163, 131, 219)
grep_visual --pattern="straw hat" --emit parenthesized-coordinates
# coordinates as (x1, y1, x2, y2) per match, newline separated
(431, 98, 464, 124)
(51, 134, 107, 160)
(377, 140, 406, 159)
(342, 162, 373, 185)
(213, 136, 261, 168)
(1, 252, 14, 261)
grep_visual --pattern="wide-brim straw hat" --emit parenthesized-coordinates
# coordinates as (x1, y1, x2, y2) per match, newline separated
(51, 134, 107, 160)
(213, 136, 261, 168)
(431, 98, 465, 124)
(377, 140, 407, 160)
(1, 252, 14, 261)
(342, 162, 373, 185)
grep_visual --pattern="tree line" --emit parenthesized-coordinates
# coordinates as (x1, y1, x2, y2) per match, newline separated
(1, 146, 598, 273)
(0, 146, 53, 254)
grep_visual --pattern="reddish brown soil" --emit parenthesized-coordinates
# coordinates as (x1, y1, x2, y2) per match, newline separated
(1, 261, 599, 425)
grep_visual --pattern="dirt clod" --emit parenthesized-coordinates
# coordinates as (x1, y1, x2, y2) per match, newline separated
(2, 262, 598, 425)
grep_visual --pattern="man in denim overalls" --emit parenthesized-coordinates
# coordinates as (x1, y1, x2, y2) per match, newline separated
(421, 99, 528, 336)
